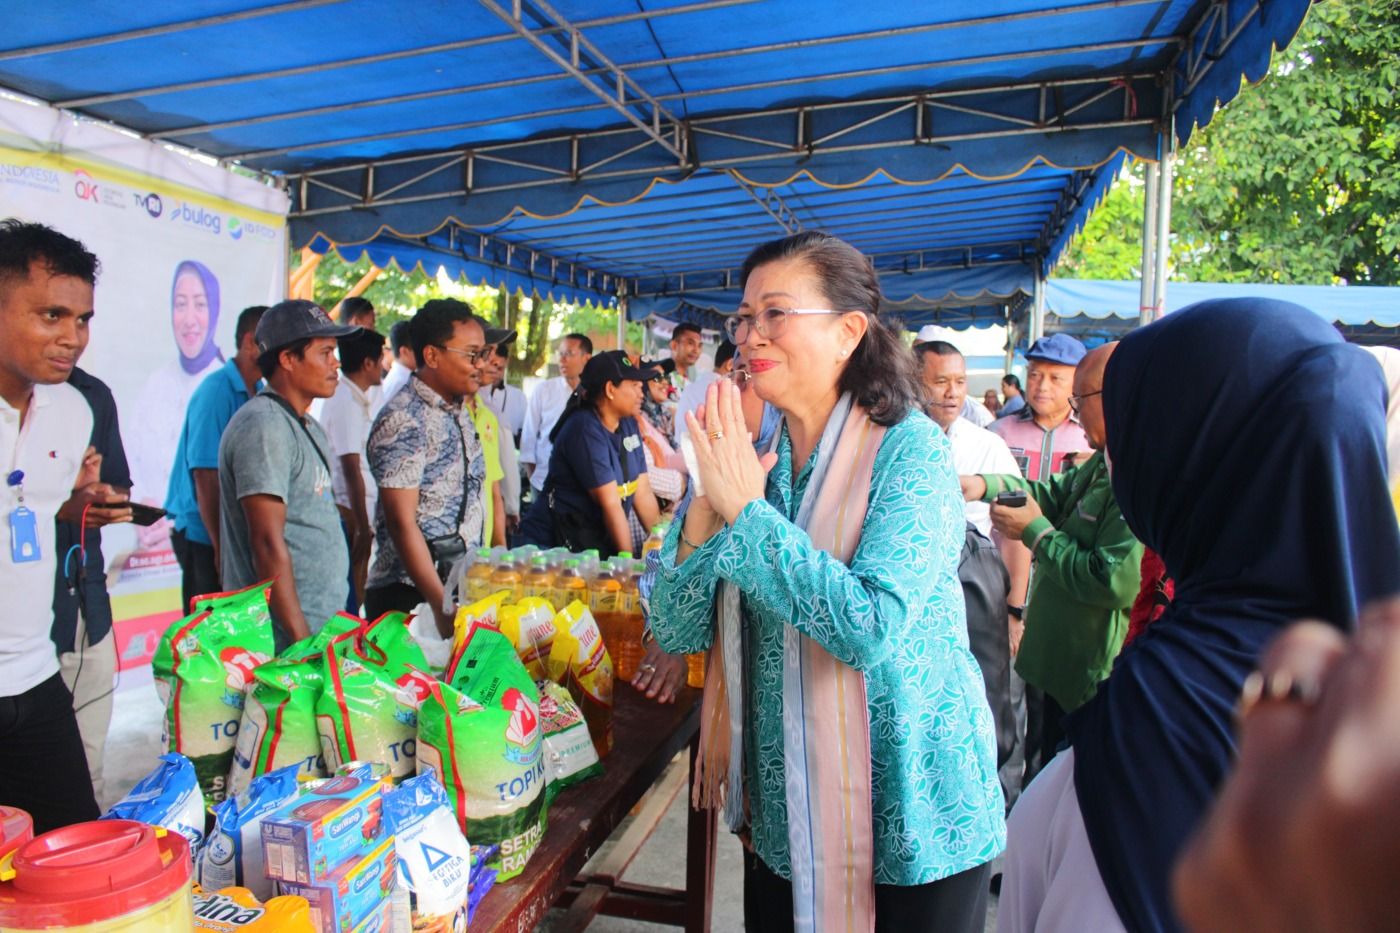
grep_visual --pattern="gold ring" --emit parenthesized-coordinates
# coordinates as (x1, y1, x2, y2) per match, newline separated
(709, 430, 724, 440)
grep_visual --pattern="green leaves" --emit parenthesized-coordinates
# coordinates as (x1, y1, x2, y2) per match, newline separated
(1058, 0, 1400, 285)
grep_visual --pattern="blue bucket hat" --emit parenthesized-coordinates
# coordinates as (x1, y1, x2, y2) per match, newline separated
(1026, 333, 1087, 367)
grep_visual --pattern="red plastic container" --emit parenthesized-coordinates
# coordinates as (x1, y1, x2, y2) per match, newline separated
(0, 819, 193, 930)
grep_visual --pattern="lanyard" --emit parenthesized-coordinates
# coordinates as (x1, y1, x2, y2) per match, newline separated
(260, 391, 332, 476)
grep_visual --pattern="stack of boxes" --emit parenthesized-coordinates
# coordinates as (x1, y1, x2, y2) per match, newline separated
(260, 773, 398, 933)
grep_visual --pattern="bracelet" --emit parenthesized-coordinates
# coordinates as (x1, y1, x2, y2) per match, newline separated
(681, 527, 709, 550)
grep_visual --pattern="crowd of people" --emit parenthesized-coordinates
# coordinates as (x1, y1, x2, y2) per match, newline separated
(3, 216, 1400, 932)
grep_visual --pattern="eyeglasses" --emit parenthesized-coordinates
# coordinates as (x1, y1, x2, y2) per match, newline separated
(1069, 390, 1103, 413)
(723, 307, 848, 343)
(558, 349, 587, 359)
(436, 345, 488, 364)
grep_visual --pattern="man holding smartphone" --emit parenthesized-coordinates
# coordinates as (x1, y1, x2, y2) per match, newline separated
(0, 220, 125, 831)
(960, 342, 1143, 788)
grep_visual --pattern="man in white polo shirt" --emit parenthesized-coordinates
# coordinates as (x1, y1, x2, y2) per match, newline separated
(0, 220, 130, 831)
(915, 336, 1023, 809)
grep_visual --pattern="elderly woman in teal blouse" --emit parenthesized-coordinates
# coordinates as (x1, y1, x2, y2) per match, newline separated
(649, 232, 1004, 933)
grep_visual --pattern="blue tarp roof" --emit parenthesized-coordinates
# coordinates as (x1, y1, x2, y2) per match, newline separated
(1042, 278, 1400, 343)
(1, 0, 1313, 313)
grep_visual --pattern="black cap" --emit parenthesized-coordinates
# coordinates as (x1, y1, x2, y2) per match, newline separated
(638, 357, 677, 376)
(471, 314, 516, 348)
(255, 299, 359, 355)
(580, 350, 652, 391)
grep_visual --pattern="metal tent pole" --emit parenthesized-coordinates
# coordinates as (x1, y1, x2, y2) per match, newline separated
(1030, 276, 1045, 347)
(1139, 160, 1159, 328)
(1150, 135, 1175, 321)
(617, 296, 628, 351)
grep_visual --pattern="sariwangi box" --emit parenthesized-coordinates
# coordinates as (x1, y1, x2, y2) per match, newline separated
(278, 838, 397, 933)
(261, 775, 390, 885)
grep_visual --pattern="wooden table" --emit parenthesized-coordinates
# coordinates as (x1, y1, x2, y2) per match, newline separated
(471, 683, 718, 933)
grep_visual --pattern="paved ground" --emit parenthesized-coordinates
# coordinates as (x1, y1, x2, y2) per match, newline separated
(105, 680, 997, 932)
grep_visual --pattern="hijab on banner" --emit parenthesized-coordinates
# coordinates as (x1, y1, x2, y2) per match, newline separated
(171, 259, 223, 375)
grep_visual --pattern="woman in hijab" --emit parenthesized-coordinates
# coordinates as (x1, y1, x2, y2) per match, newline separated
(130, 260, 225, 550)
(999, 299, 1400, 933)
(650, 232, 1004, 932)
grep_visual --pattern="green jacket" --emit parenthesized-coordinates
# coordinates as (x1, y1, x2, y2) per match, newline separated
(981, 450, 1143, 711)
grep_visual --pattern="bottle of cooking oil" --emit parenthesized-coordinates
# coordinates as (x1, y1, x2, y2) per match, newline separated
(463, 547, 496, 602)
(552, 558, 589, 611)
(489, 552, 523, 603)
(523, 555, 556, 606)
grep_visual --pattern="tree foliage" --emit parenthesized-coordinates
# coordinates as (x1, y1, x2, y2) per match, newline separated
(1059, 0, 1400, 285)
(289, 249, 636, 382)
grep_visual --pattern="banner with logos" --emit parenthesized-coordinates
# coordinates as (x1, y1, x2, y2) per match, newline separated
(1, 94, 289, 675)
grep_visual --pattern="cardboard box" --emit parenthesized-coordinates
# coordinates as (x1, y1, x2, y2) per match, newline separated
(260, 775, 390, 885)
(278, 838, 397, 933)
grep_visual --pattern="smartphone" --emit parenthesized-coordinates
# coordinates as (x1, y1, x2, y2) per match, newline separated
(91, 501, 167, 526)
(995, 490, 1028, 508)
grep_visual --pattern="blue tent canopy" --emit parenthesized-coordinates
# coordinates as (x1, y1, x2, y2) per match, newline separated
(1, 0, 1313, 313)
(1043, 279, 1400, 345)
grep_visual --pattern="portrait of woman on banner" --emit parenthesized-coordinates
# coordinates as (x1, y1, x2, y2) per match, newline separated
(128, 259, 225, 559)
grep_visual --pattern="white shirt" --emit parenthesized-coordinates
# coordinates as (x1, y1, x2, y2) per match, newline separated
(946, 416, 1021, 538)
(482, 382, 527, 442)
(129, 355, 220, 506)
(1, 382, 92, 696)
(673, 371, 721, 443)
(519, 376, 575, 491)
(374, 362, 414, 418)
(961, 396, 995, 428)
(320, 377, 377, 521)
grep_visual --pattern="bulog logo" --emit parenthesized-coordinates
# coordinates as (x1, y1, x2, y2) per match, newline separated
(168, 200, 222, 234)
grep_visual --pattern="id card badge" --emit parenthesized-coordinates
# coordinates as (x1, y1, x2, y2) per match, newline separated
(9, 506, 40, 563)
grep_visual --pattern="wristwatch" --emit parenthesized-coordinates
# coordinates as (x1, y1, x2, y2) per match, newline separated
(1008, 605, 1025, 621)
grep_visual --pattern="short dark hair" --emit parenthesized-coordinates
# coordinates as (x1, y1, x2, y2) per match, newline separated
(914, 340, 963, 361)
(339, 328, 386, 375)
(714, 340, 737, 370)
(671, 322, 702, 342)
(257, 337, 310, 379)
(234, 305, 268, 346)
(339, 296, 374, 324)
(563, 332, 593, 356)
(0, 219, 100, 293)
(1002, 374, 1021, 390)
(388, 320, 411, 354)
(411, 299, 477, 367)
(739, 232, 921, 427)
(494, 342, 511, 360)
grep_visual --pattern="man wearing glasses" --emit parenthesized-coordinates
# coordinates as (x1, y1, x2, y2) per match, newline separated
(520, 332, 591, 498)
(960, 342, 1143, 790)
(365, 299, 498, 635)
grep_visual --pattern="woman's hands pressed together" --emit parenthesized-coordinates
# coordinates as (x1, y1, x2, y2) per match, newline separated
(684, 379, 779, 526)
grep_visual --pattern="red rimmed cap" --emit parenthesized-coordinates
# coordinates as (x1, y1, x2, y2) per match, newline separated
(0, 820, 191, 927)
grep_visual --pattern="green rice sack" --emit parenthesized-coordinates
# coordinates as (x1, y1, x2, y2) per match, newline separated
(280, 613, 361, 661)
(152, 581, 276, 804)
(420, 622, 546, 881)
(226, 655, 327, 795)
(315, 622, 436, 784)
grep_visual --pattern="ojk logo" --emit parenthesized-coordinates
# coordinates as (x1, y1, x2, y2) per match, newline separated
(168, 200, 222, 235)
(73, 170, 99, 203)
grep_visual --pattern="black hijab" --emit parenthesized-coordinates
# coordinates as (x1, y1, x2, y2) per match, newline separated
(1066, 298, 1400, 933)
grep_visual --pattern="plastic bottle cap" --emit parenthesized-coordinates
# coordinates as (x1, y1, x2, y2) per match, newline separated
(618, 551, 633, 559)
(565, 559, 580, 567)
(0, 819, 191, 927)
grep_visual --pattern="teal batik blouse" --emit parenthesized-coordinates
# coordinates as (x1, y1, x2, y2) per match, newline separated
(649, 410, 1006, 885)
